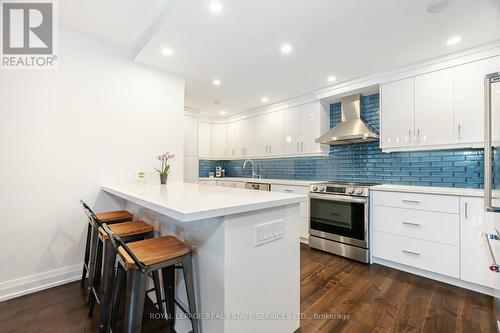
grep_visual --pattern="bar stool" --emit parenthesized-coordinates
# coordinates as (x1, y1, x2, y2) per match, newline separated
(106, 228, 200, 333)
(85, 214, 164, 333)
(80, 200, 133, 291)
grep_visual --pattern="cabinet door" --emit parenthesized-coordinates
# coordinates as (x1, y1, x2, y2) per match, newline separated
(254, 115, 267, 156)
(184, 115, 198, 156)
(272, 184, 310, 240)
(209, 123, 227, 159)
(300, 102, 325, 154)
(266, 110, 284, 156)
(380, 78, 415, 149)
(454, 56, 500, 144)
(283, 106, 301, 155)
(460, 197, 499, 288)
(198, 121, 210, 158)
(183, 155, 198, 183)
(241, 117, 257, 157)
(415, 68, 455, 147)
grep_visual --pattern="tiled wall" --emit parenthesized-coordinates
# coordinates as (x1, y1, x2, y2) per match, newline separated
(200, 94, 499, 189)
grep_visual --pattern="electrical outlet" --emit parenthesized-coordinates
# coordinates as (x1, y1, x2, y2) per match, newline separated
(255, 219, 284, 247)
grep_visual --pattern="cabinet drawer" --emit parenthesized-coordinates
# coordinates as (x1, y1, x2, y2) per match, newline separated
(372, 191, 459, 214)
(272, 184, 309, 218)
(373, 206, 459, 246)
(373, 232, 459, 278)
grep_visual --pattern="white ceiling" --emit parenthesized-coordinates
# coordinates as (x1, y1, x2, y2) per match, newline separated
(58, 0, 500, 117)
(57, 0, 173, 50)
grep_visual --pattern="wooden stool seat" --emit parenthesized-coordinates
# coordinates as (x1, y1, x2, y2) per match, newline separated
(118, 236, 192, 269)
(95, 210, 133, 223)
(98, 220, 153, 240)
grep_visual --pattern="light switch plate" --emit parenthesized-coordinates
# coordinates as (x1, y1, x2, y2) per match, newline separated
(255, 219, 284, 247)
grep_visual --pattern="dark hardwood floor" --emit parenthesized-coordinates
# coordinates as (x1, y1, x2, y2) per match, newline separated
(0, 244, 495, 333)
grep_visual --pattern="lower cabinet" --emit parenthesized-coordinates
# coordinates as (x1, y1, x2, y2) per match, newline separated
(272, 184, 310, 241)
(372, 190, 498, 290)
(460, 196, 498, 289)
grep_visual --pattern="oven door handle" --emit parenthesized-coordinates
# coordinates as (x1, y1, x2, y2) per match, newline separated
(310, 193, 367, 204)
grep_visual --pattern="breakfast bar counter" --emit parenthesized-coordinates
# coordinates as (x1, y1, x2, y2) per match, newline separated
(101, 182, 306, 333)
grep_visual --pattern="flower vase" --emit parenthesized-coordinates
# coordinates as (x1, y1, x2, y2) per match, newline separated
(160, 174, 168, 185)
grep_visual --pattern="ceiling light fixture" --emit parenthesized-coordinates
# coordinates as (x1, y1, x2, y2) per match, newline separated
(162, 47, 174, 57)
(219, 110, 227, 115)
(213, 79, 221, 86)
(209, 1, 223, 13)
(327, 76, 337, 83)
(261, 97, 268, 102)
(280, 44, 293, 54)
(446, 36, 462, 46)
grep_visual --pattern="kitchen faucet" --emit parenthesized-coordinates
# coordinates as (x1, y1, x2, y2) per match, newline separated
(243, 159, 260, 179)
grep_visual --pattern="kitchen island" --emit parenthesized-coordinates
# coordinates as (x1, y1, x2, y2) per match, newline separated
(101, 182, 306, 333)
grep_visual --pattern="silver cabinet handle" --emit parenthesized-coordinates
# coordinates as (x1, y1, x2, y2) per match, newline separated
(402, 250, 420, 256)
(484, 233, 500, 273)
(232, 149, 235, 156)
(296, 142, 299, 152)
(402, 199, 420, 204)
(417, 129, 420, 144)
(465, 202, 468, 219)
(269, 145, 272, 154)
(301, 142, 304, 152)
(408, 130, 412, 144)
(284, 189, 294, 193)
(402, 221, 420, 227)
(458, 124, 462, 140)
(266, 146, 268, 154)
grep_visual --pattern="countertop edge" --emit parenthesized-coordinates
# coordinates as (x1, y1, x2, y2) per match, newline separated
(102, 185, 306, 222)
(198, 177, 321, 186)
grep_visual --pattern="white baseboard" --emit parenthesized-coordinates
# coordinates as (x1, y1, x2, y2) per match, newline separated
(373, 257, 495, 297)
(0, 264, 82, 302)
(300, 237, 309, 244)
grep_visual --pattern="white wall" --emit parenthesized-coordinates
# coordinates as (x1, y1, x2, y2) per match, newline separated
(0, 27, 185, 300)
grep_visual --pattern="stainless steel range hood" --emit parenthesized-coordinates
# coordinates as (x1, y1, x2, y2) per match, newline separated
(315, 94, 379, 145)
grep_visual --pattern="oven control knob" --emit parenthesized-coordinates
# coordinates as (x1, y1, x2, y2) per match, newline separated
(347, 188, 354, 194)
(312, 186, 318, 192)
(318, 186, 325, 192)
(355, 189, 363, 195)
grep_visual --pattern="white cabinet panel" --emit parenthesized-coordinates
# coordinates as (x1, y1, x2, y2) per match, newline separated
(184, 115, 198, 156)
(380, 78, 414, 149)
(454, 56, 500, 144)
(373, 231, 459, 278)
(283, 106, 301, 155)
(415, 68, 455, 147)
(267, 110, 284, 156)
(183, 155, 199, 183)
(240, 117, 257, 157)
(372, 191, 459, 214)
(373, 205, 459, 246)
(209, 123, 227, 159)
(460, 197, 499, 288)
(198, 121, 210, 158)
(300, 102, 324, 154)
(272, 184, 309, 240)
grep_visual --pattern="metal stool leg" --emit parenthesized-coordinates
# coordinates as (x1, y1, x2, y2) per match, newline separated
(162, 266, 176, 326)
(87, 223, 99, 302)
(81, 222, 92, 288)
(109, 264, 126, 333)
(88, 237, 103, 317)
(182, 254, 200, 333)
(124, 268, 147, 333)
(99, 239, 116, 333)
(152, 270, 164, 315)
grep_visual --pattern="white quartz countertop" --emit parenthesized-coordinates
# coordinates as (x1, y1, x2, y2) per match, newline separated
(102, 182, 306, 222)
(371, 184, 500, 198)
(198, 177, 320, 187)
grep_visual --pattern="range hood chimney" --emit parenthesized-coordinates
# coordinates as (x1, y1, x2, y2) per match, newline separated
(315, 94, 379, 145)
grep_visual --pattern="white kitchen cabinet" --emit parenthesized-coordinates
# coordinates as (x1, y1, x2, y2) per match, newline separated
(414, 68, 455, 147)
(272, 184, 310, 241)
(198, 121, 210, 158)
(283, 105, 301, 155)
(240, 117, 257, 157)
(257, 110, 284, 156)
(184, 115, 198, 156)
(227, 121, 242, 158)
(209, 123, 227, 159)
(380, 77, 414, 149)
(460, 196, 499, 289)
(454, 56, 500, 144)
(184, 155, 199, 183)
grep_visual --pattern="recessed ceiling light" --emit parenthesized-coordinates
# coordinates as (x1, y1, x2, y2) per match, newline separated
(261, 97, 268, 102)
(280, 44, 293, 54)
(209, 1, 223, 13)
(446, 36, 462, 46)
(213, 79, 221, 86)
(162, 47, 173, 57)
(219, 110, 227, 115)
(327, 76, 337, 83)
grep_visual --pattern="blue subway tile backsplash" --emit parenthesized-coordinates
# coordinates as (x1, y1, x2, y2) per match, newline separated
(200, 93, 498, 189)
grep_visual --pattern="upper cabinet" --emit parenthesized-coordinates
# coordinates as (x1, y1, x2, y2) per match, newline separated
(414, 67, 455, 147)
(380, 77, 414, 149)
(198, 121, 211, 158)
(381, 55, 500, 152)
(209, 123, 227, 159)
(184, 115, 198, 156)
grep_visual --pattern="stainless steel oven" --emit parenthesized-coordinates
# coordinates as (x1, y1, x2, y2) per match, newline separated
(309, 182, 377, 263)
